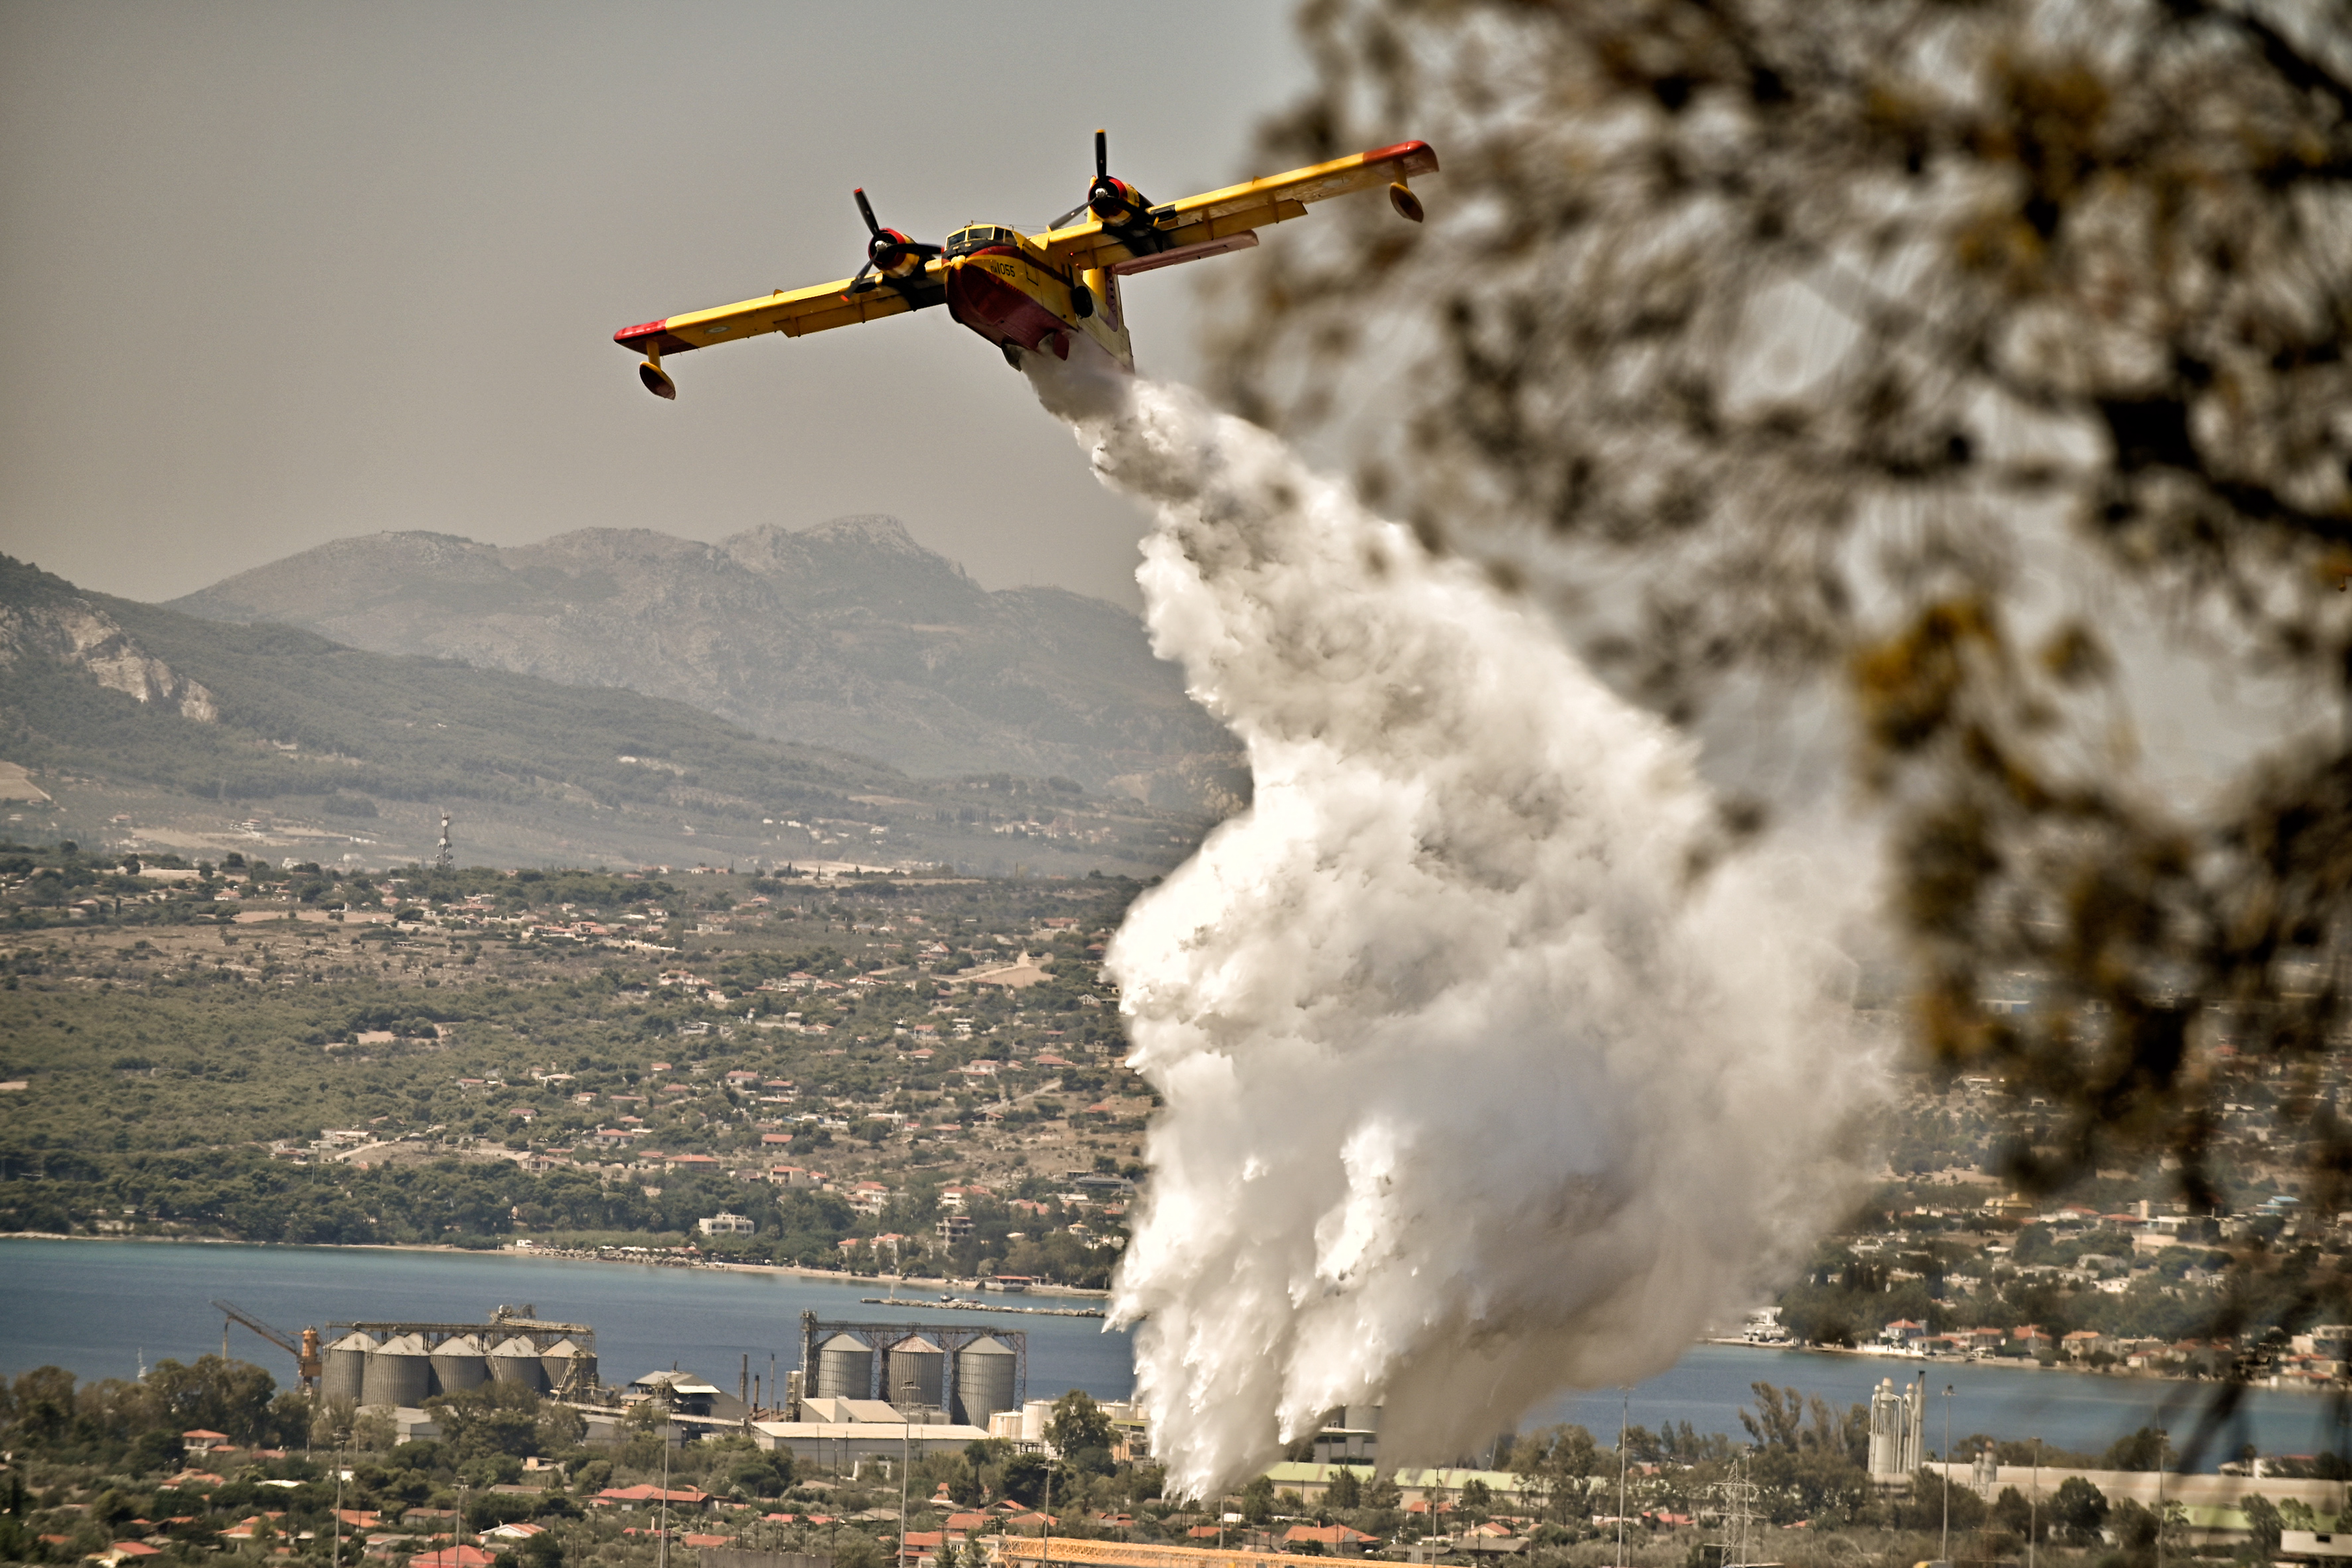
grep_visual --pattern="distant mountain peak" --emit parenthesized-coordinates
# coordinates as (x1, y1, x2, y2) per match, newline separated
(792, 513, 921, 550)
(162, 521, 1241, 805)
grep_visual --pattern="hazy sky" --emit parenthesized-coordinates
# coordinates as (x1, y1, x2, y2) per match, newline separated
(0, 2, 1315, 610)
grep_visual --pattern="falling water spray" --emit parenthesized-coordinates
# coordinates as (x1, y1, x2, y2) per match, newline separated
(1031, 362, 1883, 1500)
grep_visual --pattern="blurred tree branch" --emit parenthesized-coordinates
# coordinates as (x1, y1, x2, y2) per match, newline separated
(1211, 0, 2352, 1365)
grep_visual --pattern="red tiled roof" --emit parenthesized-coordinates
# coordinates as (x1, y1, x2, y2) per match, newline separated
(410, 1547, 498, 1568)
(1286, 1525, 1376, 1545)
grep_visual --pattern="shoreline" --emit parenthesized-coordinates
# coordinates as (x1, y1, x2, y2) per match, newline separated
(1701, 1334, 2339, 1400)
(0, 1231, 1114, 1299)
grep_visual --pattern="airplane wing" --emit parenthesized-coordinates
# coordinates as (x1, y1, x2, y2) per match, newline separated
(614, 266, 948, 362)
(1037, 140, 1440, 273)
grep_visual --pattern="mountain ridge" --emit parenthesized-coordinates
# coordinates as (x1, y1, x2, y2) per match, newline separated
(169, 517, 1243, 809)
(0, 553, 1212, 875)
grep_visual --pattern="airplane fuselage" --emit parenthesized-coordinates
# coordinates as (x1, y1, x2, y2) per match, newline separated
(938, 223, 1132, 371)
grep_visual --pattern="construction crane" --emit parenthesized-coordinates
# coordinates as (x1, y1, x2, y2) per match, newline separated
(211, 1299, 322, 1396)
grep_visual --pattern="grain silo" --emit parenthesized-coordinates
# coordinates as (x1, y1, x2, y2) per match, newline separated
(322, 1331, 376, 1405)
(362, 1333, 431, 1408)
(814, 1333, 874, 1402)
(539, 1337, 582, 1396)
(487, 1335, 548, 1391)
(428, 1334, 488, 1396)
(953, 1336, 1017, 1428)
(884, 1335, 945, 1416)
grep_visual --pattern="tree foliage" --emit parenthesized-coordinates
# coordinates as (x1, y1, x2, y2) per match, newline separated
(1214, 0, 2352, 1372)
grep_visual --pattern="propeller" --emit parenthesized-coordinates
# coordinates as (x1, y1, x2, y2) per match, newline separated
(847, 187, 941, 292)
(1048, 129, 1150, 230)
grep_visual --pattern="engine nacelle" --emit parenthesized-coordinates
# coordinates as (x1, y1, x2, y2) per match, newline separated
(1088, 175, 1147, 224)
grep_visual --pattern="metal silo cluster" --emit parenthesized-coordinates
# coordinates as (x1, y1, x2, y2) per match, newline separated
(317, 1308, 598, 1409)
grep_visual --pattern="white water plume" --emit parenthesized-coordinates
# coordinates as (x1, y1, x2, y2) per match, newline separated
(1031, 362, 1883, 1501)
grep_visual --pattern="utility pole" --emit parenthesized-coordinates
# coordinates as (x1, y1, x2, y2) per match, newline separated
(2030, 1437, 2040, 1568)
(1616, 1391, 1629, 1568)
(659, 1426, 671, 1568)
(2156, 1429, 2167, 1568)
(900, 1420, 912, 1568)
(1041, 1448, 1056, 1568)
(1941, 1385, 1954, 1564)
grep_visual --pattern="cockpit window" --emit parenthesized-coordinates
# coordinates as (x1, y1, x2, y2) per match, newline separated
(946, 225, 1019, 257)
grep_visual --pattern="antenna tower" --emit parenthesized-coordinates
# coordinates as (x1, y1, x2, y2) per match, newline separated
(434, 810, 454, 872)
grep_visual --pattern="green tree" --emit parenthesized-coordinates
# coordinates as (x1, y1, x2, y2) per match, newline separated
(1511, 1426, 1600, 1524)
(730, 1450, 797, 1499)
(1001, 1453, 1064, 1508)
(1241, 1476, 1275, 1525)
(2104, 1427, 2167, 1472)
(1990, 1485, 2053, 1545)
(424, 1381, 545, 1464)
(1211, 0, 2352, 1342)
(1045, 1390, 1116, 1473)
(2051, 1476, 2110, 1545)
(145, 1355, 277, 1444)
(2242, 1494, 2285, 1558)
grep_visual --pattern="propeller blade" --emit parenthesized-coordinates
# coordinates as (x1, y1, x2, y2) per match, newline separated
(1095, 128, 1108, 178)
(854, 188, 881, 235)
(1048, 202, 1089, 229)
(847, 258, 878, 294)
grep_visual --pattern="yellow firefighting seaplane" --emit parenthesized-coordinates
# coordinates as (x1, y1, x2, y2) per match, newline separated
(614, 131, 1438, 396)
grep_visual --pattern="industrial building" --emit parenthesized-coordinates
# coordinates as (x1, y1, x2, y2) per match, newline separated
(1865, 1374, 1926, 1483)
(748, 1400, 992, 1463)
(737, 1313, 1030, 1460)
(320, 1305, 599, 1407)
(792, 1313, 1026, 1427)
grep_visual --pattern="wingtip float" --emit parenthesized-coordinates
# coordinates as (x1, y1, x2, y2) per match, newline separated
(612, 134, 1438, 397)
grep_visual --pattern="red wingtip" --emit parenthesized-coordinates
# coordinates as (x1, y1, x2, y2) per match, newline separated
(614, 319, 668, 347)
(1364, 140, 1440, 174)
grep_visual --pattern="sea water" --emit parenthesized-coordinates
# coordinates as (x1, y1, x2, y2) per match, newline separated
(2, 1238, 2340, 1469)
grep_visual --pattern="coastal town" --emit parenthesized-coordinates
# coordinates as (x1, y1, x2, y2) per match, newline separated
(8, 842, 2352, 1568)
(2, 834, 2348, 1361)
